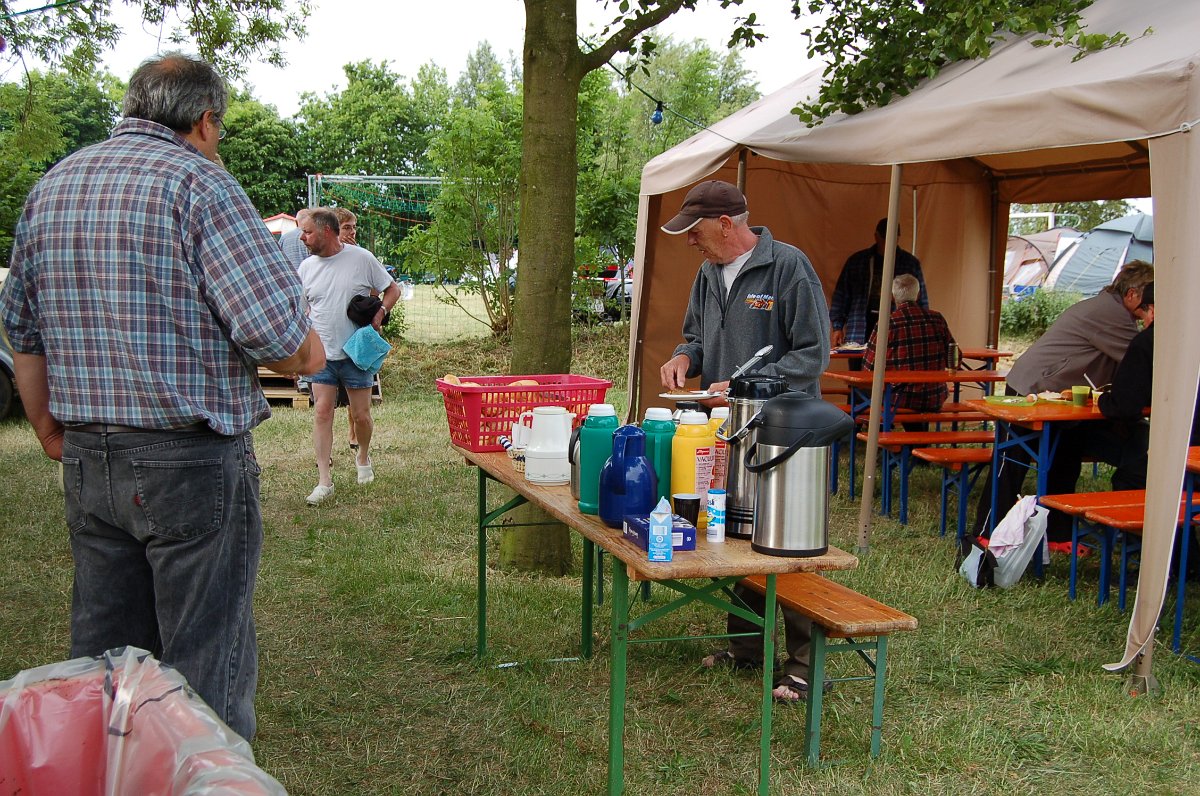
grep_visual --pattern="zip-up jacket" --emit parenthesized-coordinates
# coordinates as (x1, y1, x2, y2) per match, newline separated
(673, 227, 830, 395)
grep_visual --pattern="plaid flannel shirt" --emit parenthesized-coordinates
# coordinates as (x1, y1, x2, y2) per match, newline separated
(0, 119, 310, 435)
(864, 303, 956, 411)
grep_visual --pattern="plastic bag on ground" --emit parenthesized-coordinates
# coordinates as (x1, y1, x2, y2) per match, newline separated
(960, 495, 1048, 589)
(0, 646, 285, 796)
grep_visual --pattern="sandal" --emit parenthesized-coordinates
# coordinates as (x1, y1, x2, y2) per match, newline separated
(700, 650, 759, 671)
(772, 674, 833, 703)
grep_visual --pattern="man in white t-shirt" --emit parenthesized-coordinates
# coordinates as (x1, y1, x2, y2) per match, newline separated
(298, 208, 400, 505)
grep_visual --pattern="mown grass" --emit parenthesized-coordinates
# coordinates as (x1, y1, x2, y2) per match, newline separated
(2, 326, 1200, 795)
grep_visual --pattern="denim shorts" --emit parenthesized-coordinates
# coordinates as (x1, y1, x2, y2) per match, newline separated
(310, 357, 374, 389)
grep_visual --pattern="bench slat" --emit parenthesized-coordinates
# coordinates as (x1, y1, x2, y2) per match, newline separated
(741, 573, 917, 638)
(857, 431, 994, 447)
(1083, 502, 1200, 530)
(1038, 490, 1148, 514)
(911, 447, 992, 466)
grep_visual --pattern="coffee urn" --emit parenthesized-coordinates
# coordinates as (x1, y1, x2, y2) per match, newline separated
(743, 393, 854, 557)
(717, 375, 789, 539)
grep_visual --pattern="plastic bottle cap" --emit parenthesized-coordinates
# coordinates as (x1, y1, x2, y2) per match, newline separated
(644, 407, 672, 422)
(679, 410, 708, 425)
(588, 403, 617, 417)
(710, 407, 730, 419)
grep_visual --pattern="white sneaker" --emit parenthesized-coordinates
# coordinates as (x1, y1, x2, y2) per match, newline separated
(356, 459, 374, 485)
(306, 484, 335, 505)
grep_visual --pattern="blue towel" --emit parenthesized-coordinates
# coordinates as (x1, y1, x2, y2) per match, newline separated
(342, 326, 391, 374)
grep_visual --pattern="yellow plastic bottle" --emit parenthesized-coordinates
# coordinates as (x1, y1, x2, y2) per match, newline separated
(708, 406, 730, 493)
(671, 410, 716, 530)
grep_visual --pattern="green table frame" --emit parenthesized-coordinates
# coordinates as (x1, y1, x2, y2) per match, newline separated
(459, 448, 857, 794)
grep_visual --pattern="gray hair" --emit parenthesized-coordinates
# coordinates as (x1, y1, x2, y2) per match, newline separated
(891, 273, 921, 304)
(309, 208, 340, 236)
(729, 211, 750, 227)
(122, 52, 228, 133)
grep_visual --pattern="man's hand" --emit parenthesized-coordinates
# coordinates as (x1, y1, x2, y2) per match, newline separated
(830, 327, 845, 349)
(700, 379, 730, 408)
(660, 354, 691, 390)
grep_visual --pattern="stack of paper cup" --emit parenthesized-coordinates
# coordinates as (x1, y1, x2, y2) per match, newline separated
(706, 489, 726, 543)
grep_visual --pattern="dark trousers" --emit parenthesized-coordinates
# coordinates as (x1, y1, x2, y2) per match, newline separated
(727, 582, 813, 682)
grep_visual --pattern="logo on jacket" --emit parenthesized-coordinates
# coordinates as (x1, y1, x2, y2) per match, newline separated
(744, 293, 775, 311)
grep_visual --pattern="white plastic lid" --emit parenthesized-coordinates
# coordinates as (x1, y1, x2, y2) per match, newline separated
(710, 407, 730, 420)
(644, 407, 672, 422)
(679, 410, 708, 425)
(587, 403, 617, 417)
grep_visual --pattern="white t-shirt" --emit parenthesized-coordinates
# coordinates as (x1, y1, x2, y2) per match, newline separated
(720, 249, 754, 294)
(299, 245, 394, 360)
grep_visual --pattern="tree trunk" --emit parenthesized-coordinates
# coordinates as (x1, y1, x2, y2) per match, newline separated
(500, 0, 587, 574)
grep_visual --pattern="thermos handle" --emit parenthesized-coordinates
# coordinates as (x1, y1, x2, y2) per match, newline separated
(610, 433, 628, 493)
(743, 431, 815, 474)
(717, 409, 763, 444)
(568, 426, 581, 464)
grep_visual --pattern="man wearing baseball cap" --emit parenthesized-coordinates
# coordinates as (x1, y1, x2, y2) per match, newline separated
(658, 179, 831, 702)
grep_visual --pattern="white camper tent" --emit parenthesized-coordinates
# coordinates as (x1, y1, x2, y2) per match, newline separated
(630, 0, 1200, 677)
(1044, 213, 1155, 296)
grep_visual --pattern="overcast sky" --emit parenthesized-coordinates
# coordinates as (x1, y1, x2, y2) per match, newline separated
(100, 0, 818, 118)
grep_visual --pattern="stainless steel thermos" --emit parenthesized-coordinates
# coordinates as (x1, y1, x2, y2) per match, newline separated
(743, 393, 855, 557)
(718, 375, 789, 539)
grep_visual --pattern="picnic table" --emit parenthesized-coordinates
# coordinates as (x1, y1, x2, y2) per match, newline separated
(453, 445, 858, 795)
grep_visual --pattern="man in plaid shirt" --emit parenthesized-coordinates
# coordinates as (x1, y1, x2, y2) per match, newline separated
(864, 274, 956, 413)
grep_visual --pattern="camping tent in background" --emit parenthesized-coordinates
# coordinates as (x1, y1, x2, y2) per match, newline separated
(630, 0, 1200, 684)
(1043, 213, 1155, 295)
(1004, 227, 1081, 296)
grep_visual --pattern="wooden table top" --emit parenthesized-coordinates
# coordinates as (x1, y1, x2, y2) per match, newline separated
(966, 398, 1116, 428)
(830, 347, 1010, 361)
(823, 369, 1006, 386)
(454, 447, 858, 582)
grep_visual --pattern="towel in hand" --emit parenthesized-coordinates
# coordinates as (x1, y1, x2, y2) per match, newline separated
(342, 325, 391, 374)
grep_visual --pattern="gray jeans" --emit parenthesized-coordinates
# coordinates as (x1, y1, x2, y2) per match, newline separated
(727, 582, 813, 682)
(61, 428, 262, 739)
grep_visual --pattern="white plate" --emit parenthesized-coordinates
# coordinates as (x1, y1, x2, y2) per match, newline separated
(659, 391, 718, 401)
(834, 343, 867, 352)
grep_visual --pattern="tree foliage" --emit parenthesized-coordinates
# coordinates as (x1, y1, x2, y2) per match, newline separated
(399, 47, 522, 336)
(218, 93, 307, 216)
(1010, 200, 1134, 235)
(0, 0, 308, 80)
(790, 0, 1142, 123)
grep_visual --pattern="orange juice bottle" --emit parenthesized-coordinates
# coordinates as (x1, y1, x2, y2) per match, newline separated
(671, 410, 716, 530)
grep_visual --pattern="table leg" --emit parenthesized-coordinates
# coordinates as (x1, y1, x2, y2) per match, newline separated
(758, 574, 777, 796)
(582, 538, 594, 659)
(607, 561, 630, 796)
(477, 468, 488, 659)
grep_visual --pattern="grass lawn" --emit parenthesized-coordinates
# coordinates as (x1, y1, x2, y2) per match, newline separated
(2, 326, 1200, 794)
(401, 284, 493, 344)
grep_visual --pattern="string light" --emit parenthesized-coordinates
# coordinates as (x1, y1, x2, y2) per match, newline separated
(651, 101, 664, 125)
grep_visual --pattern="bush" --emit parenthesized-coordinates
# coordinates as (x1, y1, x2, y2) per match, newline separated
(999, 288, 1081, 338)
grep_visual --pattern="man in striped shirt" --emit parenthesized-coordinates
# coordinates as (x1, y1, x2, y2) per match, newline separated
(0, 52, 324, 739)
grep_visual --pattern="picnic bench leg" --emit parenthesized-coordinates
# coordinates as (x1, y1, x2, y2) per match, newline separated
(1174, 523, 1192, 653)
(477, 468, 488, 658)
(956, 464, 970, 541)
(1098, 527, 1115, 607)
(871, 635, 889, 758)
(582, 538, 594, 659)
(899, 448, 911, 525)
(596, 547, 605, 605)
(758, 575, 777, 796)
(803, 625, 829, 767)
(607, 562, 630, 796)
(1069, 518, 1081, 601)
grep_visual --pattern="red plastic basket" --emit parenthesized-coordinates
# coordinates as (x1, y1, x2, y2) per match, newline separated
(435, 374, 612, 452)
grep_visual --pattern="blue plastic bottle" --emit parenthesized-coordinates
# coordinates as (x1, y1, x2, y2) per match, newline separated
(642, 407, 676, 502)
(598, 426, 658, 529)
(578, 403, 619, 515)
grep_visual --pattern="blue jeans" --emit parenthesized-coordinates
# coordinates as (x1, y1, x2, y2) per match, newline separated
(310, 357, 374, 389)
(61, 428, 262, 739)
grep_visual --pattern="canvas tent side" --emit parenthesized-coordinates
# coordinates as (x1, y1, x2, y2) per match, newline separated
(1044, 213, 1155, 296)
(630, 0, 1200, 677)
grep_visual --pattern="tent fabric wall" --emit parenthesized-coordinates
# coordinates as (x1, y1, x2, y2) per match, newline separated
(632, 0, 1200, 675)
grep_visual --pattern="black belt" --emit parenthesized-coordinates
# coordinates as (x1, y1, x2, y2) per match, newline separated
(66, 422, 210, 434)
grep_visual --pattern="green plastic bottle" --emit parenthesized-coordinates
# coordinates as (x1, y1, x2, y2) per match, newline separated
(641, 407, 676, 502)
(578, 403, 619, 514)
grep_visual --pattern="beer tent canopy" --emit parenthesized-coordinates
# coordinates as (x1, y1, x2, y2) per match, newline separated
(629, 0, 1200, 673)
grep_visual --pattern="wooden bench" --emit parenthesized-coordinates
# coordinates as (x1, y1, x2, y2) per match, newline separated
(741, 573, 918, 766)
(857, 431, 995, 524)
(911, 447, 993, 540)
(1081, 502, 1200, 612)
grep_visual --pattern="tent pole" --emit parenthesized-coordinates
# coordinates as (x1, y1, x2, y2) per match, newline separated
(1128, 643, 1158, 697)
(855, 164, 903, 552)
(737, 148, 747, 193)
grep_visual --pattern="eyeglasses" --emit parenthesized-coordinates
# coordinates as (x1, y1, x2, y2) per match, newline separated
(211, 114, 227, 141)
